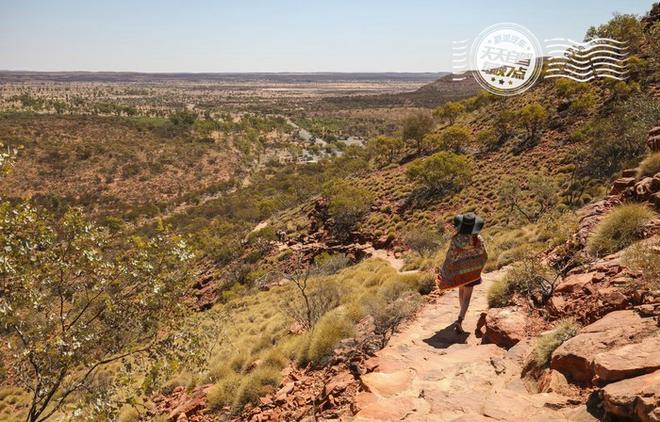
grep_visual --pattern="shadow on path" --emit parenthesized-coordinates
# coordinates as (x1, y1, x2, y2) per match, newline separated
(422, 324, 469, 349)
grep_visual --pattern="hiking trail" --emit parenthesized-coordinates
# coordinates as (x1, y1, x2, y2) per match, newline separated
(352, 270, 594, 422)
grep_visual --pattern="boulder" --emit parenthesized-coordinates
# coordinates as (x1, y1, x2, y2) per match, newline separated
(482, 307, 528, 349)
(538, 369, 572, 396)
(610, 177, 636, 195)
(555, 272, 594, 294)
(622, 168, 639, 178)
(635, 177, 656, 201)
(593, 336, 660, 383)
(551, 310, 657, 383)
(601, 370, 660, 421)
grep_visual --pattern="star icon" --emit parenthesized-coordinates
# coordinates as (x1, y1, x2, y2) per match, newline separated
(499, 79, 505, 85)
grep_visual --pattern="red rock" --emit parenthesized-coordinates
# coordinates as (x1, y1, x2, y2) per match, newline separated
(482, 307, 528, 349)
(551, 310, 657, 383)
(602, 370, 660, 421)
(538, 369, 572, 396)
(555, 272, 594, 294)
(635, 177, 655, 201)
(610, 177, 636, 195)
(622, 168, 638, 178)
(593, 336, 660, 383)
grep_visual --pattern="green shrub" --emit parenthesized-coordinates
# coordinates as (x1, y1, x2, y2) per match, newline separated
(487, 277, 511, 308)
(232, 365, 281, 412)
(587, 204, 655, 256)
(401, 226, 444, 254)
(622, 239, 660, 289)
(532, 320, 578, 367)
(405, 151, 472, 194)
(638, 152, 660, 177)
(306, 311, 354, 365)
(207, 371, 241, 410)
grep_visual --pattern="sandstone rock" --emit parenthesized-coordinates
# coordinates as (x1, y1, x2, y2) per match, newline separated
(635, 177, 656, 201)
(610, 177, 636, 195)
(601, 370, 660, 421)
(622, 168, 639, 178)
(538, 369, 573, 396)
(360, 369, 416, 398)
(555, 272, 594, 294)
(482, 307, 528, 349)
(593, 336, 660, 383)
(551, 310, 658, 383)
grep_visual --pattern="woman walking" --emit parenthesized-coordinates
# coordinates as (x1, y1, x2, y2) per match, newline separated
(436, 213, 488, 334)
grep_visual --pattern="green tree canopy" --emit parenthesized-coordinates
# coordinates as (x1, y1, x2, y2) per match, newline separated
(432, 101, 465, 125)
(405, 151, 472, 194)
(401, 113, 434, 154)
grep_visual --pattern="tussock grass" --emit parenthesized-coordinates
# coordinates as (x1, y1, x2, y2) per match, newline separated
(587, 204, 655, 256)
(202, 258, 428, 413)
(532, 320, 578, 367)
(638, 152, 660, 177)
(487, 277, 512, 308)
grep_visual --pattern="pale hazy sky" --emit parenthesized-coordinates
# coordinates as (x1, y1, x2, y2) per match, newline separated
(0, 0, 653, 72)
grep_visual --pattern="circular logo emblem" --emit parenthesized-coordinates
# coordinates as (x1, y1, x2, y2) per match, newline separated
(469, 23, 542, 96)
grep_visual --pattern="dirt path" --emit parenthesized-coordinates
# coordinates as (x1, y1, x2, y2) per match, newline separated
(352, 270, 594, 422)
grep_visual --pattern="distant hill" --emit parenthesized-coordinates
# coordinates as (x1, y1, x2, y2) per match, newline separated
(0, 71, 446, 84)
(324, 72, 481, 108)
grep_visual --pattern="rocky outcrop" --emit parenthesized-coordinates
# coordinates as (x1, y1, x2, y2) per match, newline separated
(481, 306, 528, 349)
(601, 370, 660, 422)
(550, 310, 658, 384)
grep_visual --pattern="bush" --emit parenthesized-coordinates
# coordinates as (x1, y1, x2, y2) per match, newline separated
(435, 125, 471, 153)
(323, 180, 375, 234)
(401, 226, 444, 254)
(405, 151, 472, 194)
(305, 311, 354, 366)
(402, 112, 434, 154)
(587, 204, 655, 256)
(532, 320, 578, 367)
(638, 152, 660, 177)
(487, 277, 512, 308)
(622, 239, 660, 289)
(232, 365, 281, 412)
(207, 371, 241, 410)
(569, 92, 597, 115)
(433, 101, 465, 125)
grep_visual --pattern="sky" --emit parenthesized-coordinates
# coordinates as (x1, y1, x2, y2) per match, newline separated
(0, 0, 653, 73)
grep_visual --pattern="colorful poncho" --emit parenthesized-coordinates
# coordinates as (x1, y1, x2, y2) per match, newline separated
(437, 234, 488, 290)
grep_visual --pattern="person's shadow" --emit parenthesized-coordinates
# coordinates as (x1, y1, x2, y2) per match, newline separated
(422, 324, 469, 349)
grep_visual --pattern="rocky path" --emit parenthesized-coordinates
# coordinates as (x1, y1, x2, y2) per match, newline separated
(352, 271, 594, 422)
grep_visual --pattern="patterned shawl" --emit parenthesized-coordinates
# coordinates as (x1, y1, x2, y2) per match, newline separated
(437, 234, 488, 290)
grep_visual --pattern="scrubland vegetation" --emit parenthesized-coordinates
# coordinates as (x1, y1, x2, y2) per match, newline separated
(1, 9, 659, 421)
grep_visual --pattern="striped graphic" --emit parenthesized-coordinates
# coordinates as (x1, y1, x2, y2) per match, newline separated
(450, 40, 469, 81)
(544, 37, 629, 82)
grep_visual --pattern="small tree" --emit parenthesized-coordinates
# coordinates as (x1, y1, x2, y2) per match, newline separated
(517, 103, 547, 140)
(494, 109, 515, 142)
(0, 205, 192, 422)
(401, 113, 434, 155)
(323, 180, 375, 235)
(405, 151, 472, 194)
(435, 125, 471, 153)
(433, 101, 465, 125)
(476, 128, 499, 151)
(366, 135, 403, 166)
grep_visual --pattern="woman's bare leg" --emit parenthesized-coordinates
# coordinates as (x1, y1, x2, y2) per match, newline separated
(458, 285, 474, 321)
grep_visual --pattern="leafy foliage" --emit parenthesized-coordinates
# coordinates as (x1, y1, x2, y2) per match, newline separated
(405, 151, 472, 195)
(401, 112, 434, 154)
(0, 204, 192, 422)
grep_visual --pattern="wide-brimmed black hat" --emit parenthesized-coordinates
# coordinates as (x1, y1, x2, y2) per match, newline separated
(453, 212, 485, 235)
